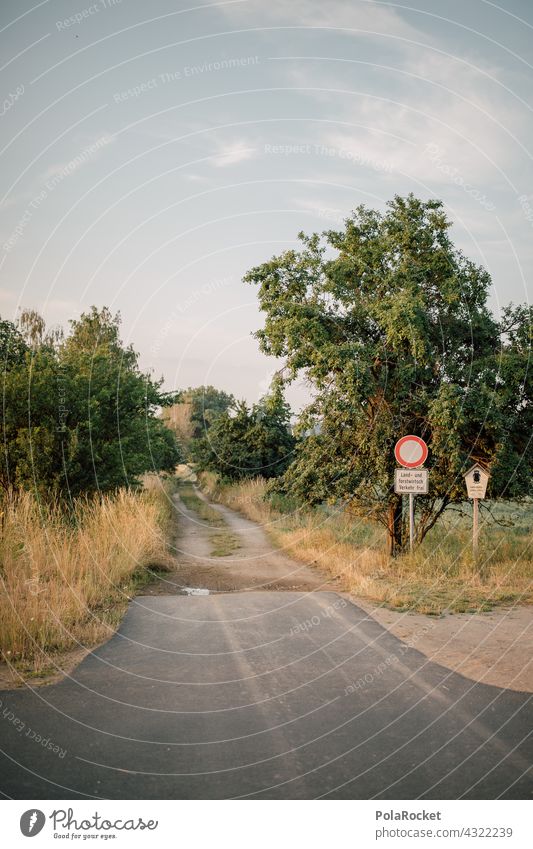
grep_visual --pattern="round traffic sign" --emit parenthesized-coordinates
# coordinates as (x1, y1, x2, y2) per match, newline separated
(394, 435, 428, 468)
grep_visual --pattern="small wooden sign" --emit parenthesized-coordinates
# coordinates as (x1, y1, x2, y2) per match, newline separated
(464, 464, 489, 499)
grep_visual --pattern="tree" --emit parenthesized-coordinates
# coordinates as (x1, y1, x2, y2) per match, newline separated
(0, 318, 27, 370)
(60, 307, 181, 494)
(199, 381, 295, 481)
(19, 308, 46, 350)
(187, 385, 235, 440)
(1, 345, 66, 495)
(244, 194, 532, 555)
(1, 307, 181, 497)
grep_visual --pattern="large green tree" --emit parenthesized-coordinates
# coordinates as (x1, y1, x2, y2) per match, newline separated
(1, 307, 181, 497)
(244, 194, 532, 554)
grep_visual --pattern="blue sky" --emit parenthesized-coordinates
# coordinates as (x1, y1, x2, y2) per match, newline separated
(1, 0, 532, 409)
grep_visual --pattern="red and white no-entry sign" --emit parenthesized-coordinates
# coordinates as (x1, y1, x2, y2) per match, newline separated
(394, 435, 428, 468)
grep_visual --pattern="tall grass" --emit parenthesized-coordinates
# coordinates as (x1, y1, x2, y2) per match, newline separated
(201, 474, 533, 614)
(0, 483, 174, 672)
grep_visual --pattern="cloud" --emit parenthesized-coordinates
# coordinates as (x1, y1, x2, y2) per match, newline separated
(219, 0, 421, 39)
(234, 0, 522, 192)
(269, 41, 521, 190)
(41, 132, 116, 184)
(210, 140, 256, 168)
(184, 173, 211, 183)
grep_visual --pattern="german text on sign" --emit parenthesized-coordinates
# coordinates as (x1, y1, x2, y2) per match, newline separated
(394, 468, 429, 494)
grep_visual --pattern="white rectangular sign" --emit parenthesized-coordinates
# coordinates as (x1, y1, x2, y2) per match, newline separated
(395, 468, 429, 494)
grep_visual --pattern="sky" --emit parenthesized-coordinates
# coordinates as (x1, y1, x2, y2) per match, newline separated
(1, 0, 532, 410)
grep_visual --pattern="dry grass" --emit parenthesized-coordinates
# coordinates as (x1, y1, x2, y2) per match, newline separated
(201, 474, 533, 614)
(0, 483, 175, 674)
(209, 531, 241, 557)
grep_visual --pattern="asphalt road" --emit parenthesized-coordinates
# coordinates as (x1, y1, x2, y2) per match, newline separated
(0, 592, 531, 799)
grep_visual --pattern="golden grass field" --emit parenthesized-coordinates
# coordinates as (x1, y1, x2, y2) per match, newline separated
(200, 473, 533, 615)
(0, 476, 175, 676)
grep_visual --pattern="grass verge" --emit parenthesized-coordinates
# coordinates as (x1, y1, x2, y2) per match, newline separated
(178, 482, 240, 557)
(0, 478, 176, 681)
(199, 473, 533, 615)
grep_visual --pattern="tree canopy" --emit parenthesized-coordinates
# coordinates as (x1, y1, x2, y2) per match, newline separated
(1, 307, 181, 497)
(244, 194, 532, 554)
(163, 385, 234, 461)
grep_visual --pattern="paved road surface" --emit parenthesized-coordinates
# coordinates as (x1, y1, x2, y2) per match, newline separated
(0, 592, 531, 799)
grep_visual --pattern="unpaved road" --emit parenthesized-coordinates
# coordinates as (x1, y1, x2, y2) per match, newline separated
(146, 490, 340, 594)
(0, 488, 531, 799)
(362, 603, 533, 694)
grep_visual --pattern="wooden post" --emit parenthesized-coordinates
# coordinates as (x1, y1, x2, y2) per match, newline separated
(409, 493, 415, 552)
(473, 497, 479, 561)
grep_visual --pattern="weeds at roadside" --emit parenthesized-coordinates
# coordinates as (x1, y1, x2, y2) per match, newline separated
(0, 478, 176, 681)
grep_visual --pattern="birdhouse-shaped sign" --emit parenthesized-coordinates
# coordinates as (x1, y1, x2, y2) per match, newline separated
(464, 464, 489, 499)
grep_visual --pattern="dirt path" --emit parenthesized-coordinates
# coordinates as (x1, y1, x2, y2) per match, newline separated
(360, 602, 533, 693)
(147, 487, 533, 694)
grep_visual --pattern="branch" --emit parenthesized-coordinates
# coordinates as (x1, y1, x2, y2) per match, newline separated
(416, 496, 450, 544)
(479, 501, 518, 528)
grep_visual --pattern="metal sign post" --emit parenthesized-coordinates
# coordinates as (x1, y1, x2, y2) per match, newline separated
(464, 464, 489, 561)
(394, 439, 429, 552)
(409, 493, 415, 552)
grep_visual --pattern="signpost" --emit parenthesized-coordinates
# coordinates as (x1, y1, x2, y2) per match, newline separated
(394, 436, 429, 552)
(464, 464, 489, 559)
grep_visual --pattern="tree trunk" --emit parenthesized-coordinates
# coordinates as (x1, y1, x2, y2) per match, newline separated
(386, 498, 403, 557)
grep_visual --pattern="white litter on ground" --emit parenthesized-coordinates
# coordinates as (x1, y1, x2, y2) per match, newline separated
(181, 587, 210, 596)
